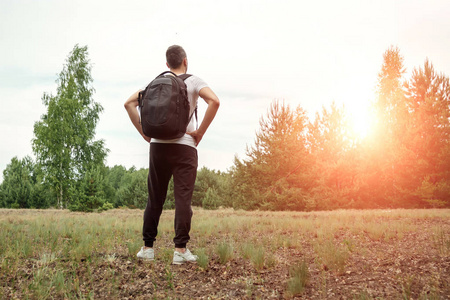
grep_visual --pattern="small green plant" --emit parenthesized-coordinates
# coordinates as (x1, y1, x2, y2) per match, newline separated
(52, 270, 66, 295)
(240, 243, 254, 260)
(127, 240, 142, 259)
(196, 248, 209, 270)
(265, 252, 277, 268)
(216, 240, 233, 264)
(250, 246, 265, 271)
(165, 267, 174, 290)
(98, 201, 114, 212)
(30, 266, 52, 299)
(314, 240, 349, 274)
(20, 238, 33, 258)
(287, 260, 309, 296)
(160, 248, 174, 264)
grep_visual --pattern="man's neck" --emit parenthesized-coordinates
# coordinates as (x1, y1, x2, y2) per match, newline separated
(170, 67, 186, 76)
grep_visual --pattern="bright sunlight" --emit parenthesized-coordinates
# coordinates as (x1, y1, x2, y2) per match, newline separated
(346, 101, 376, 140)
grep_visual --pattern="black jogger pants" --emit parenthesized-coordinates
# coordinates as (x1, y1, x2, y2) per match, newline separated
(143, 143, 197, 248)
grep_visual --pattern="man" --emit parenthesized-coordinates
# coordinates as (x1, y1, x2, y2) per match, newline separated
(124, 45, 220, 264)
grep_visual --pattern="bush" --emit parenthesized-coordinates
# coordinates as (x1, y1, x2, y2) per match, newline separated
(202, 187, 220, 210)
(115, 169, 148, 209)
(98, 201, 114, 212)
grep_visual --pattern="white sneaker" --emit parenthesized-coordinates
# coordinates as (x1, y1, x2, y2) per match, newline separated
(136, 247, 154, 261)
(173, 249, 198, 265)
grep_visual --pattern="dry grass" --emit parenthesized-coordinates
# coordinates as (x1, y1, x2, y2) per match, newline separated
(0, 208, 449, 299)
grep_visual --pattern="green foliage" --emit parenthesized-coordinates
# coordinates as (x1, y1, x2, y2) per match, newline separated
(68, 166, 107, 212)
(403, 60, 450, 207)
(415, 176, 448, 208)
(231, 46, 450, 211)
(287, 261, 310, 295)
(193, 167, 232, 209)
(100, 166, 230, 211)
(163, 178, 175, 209)
(196, 248, 209, 270)
(32, 44, 108, 209)
(231, 100, 314, 211)
(2, 46, 448, 212)
(202, 187, 219, 209)
(314, 240, 349, 275)
(102, 165, 129, 202)
(216, 240, 233, 264)
(99, 201, 114, 212)
(0, 156, 49, 208)
(307, 103, 360, 209)
(261, 179, 316, 211)
(115, 168, 148, 209)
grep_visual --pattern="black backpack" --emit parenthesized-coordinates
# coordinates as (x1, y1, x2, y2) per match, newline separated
(138, 71, 195, 139)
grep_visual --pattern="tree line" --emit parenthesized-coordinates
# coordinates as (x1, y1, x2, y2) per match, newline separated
(0, 158, 229, 211)
(231, 46, 450, 210)
(0, 45, 449, 211)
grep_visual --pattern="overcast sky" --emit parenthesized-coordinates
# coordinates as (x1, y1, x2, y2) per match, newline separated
(1, 0, 449, 181)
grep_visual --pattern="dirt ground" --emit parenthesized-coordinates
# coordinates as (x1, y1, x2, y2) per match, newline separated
(89, 219, 449, 299)
(1, 210, 449, 299)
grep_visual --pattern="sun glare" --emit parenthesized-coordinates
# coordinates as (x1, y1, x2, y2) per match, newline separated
(346, 103, 375, 140)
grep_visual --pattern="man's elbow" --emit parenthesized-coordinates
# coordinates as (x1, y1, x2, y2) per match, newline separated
(124, 91, 140, 110)
(124, 99, 134, 111)
(212, 96, 220, 110)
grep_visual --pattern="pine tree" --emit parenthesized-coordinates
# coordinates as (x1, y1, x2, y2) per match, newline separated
(367, 46, 409, 207)
(404, 60, 450, 206)
(307, 103, 359, 209)
(232, 100, 313, 211)
(0, 156, 47, 208)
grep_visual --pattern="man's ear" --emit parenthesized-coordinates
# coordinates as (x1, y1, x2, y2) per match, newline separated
(183, 58, 188, 71)
(166, 62, 170, 69)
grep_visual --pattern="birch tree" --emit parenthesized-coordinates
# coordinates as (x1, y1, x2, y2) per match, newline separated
(32, 45, 107, 208)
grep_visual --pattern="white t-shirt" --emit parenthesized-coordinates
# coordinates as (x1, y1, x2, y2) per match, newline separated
(150, 74, 208, 148)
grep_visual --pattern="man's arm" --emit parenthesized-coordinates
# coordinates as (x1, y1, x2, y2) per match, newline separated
(187, 87, 220, 145)
(124, 90, 150, 143)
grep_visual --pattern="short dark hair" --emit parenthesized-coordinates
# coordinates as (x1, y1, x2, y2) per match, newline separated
(166, 45, 186, 69)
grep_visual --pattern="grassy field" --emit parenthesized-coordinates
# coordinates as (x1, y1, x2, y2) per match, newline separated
(0, 208, 449, 299)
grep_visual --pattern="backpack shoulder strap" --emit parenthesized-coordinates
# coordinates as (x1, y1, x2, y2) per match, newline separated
(177, 74, 198, 130)
(178, 73, 192, 81)
(158, 71, 177, 77)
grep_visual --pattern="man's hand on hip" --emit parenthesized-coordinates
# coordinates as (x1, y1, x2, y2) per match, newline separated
(187, 130, 204, 146)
